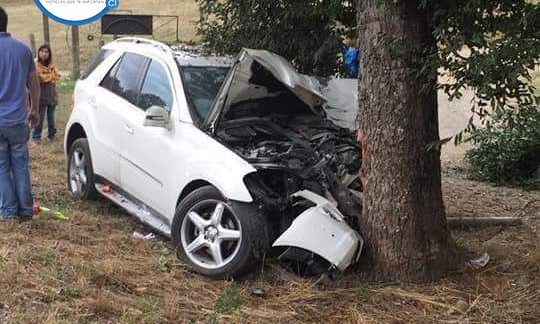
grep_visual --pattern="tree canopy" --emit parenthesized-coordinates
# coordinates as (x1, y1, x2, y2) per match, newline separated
(196, 0, 356, 76)
(197, 0, 539, 127)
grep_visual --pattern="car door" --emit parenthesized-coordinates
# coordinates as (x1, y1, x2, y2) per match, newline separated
(92, 52, 149, 187)
(120, 58, 176, 220)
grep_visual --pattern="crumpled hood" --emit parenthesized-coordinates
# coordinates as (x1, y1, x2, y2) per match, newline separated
(243, 49, 326, 108)
(206, 48, 358, 131)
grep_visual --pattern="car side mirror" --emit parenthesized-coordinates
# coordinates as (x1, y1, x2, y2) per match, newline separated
(143, 106, 169, 128)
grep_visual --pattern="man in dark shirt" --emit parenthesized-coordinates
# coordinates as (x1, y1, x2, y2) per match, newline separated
(0, 7, 40, 221)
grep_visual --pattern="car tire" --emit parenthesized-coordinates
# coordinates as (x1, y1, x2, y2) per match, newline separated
(172, 186, 269, 279)
(67, 138, 98, 200)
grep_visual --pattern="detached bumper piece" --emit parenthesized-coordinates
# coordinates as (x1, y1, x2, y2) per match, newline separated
(272, 190, 363, 273)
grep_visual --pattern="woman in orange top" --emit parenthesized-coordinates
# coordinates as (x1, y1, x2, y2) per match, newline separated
(33, 44, 61, 143)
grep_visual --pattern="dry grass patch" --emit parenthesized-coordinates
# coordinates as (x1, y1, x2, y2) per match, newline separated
(0, 78, 537, 324)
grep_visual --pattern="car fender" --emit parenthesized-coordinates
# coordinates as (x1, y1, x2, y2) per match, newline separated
(169, 124, 257, 210)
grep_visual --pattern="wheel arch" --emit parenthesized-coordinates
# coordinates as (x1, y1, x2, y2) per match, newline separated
(65, 123, 87, 152)
(176, 180, 215, 207)
(176, 174, 254, 207)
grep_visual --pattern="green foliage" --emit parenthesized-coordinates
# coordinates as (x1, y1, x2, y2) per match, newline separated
(214, 281, 241, 314)
(57, 79, 76, 95)
(158, 247, 171, 272)
(465, 106, 540, 189)
(197, 0, 538, 106)
(423, 0, 540, 137)
(197, 0, 540, 187)
(196, 0, 356, 75)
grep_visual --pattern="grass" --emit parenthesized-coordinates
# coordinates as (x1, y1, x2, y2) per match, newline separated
(2, 0, 200, 73)
(0, 70, 536, 324)
(1, 1, 539, 323)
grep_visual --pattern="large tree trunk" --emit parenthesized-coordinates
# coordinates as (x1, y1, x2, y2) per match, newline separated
(357, 0, 454, 282)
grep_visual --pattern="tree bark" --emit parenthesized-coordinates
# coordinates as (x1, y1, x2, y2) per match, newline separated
(357, 0, 454, 282)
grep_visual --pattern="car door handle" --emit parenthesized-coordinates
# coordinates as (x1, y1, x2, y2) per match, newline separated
(89, 98, 97, 108)
(124, 124, 134, 134)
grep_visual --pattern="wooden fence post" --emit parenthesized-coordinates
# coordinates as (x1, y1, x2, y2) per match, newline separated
(29, 33, 36, 56)
(42, 13, 50, 45)
(71, 26, 80, 79)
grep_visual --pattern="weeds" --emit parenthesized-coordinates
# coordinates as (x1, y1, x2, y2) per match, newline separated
(158, 247, 171, 272)
(0, 58, 536, 323)
(215, 282, 241, 315)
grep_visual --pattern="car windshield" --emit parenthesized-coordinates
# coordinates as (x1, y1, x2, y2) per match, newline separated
(180, 66, 230, 120)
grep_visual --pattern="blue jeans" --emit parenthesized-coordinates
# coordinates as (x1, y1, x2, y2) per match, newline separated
(32, 104, 57, 141)
(0, 124, 33, 218)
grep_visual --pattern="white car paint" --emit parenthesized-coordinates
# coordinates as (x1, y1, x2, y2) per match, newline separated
(273, 191, 363, 271)
(66, 39, 256, 235)
(66, 38, 363, 273)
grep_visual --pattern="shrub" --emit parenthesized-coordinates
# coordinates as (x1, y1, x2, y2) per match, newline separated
(465, 106, 540, 189)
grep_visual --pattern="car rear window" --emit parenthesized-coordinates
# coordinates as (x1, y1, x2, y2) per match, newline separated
(80, 49, 113, 80)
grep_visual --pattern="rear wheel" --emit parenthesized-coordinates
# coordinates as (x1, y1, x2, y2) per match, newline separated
(172, 186, 269, 278)
(67, 138, 98, 200)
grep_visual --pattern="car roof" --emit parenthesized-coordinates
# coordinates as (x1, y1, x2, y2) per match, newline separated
(102, 38, 234, 68)
(172, 44, 234, 67)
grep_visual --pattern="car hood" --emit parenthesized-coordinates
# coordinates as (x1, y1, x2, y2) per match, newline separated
(205, 48, 358, 131)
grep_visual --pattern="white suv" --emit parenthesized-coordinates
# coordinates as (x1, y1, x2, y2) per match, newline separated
(65, 38, 363, 278)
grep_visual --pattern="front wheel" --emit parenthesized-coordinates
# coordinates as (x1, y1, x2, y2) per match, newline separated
(172, 186, 269, 278)
(67, 138, 98, 200)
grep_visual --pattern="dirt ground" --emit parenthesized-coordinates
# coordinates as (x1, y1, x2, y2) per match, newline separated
(0, 81, 538, 323)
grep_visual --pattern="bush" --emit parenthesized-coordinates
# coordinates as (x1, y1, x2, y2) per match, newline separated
(465, 106, 540, 189)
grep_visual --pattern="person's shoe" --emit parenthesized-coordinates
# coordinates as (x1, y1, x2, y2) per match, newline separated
(48, 136, 56, 142)
(18, 215, 33, 223)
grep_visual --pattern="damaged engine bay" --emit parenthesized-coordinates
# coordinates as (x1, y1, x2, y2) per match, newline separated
(208, 50, 363, 275)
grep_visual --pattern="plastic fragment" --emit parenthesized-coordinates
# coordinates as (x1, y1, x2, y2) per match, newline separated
(33, 203, 68, 220)
(132, 231, 156, 240)
(249, 285, 265, 297)
(467, 252, 490, 270)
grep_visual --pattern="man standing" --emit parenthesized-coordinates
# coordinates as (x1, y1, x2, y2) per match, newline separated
(0, 7, 40, 222)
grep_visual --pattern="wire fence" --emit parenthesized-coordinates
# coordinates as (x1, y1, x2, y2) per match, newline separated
(32, 15, 194, 77)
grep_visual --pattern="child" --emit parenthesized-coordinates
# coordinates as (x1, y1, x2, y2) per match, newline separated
(342, 34, 359, 79)
(33, 44, 60, 143)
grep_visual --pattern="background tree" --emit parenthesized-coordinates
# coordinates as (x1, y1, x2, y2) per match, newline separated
(196, 0, 356, 76)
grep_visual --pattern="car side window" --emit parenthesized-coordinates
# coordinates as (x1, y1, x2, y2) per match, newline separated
(138, 60, 173, 111)
(100, 53, 147, 105)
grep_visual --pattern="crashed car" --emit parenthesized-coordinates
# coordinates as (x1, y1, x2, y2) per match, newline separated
(64, 38, 363, 278)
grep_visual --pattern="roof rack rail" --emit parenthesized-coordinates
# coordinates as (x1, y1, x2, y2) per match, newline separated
(113, 37, 174, 56)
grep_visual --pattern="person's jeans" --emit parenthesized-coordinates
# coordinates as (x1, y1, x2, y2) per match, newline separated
(0, 124, 33, 218)
(32, 104, 57, 141)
